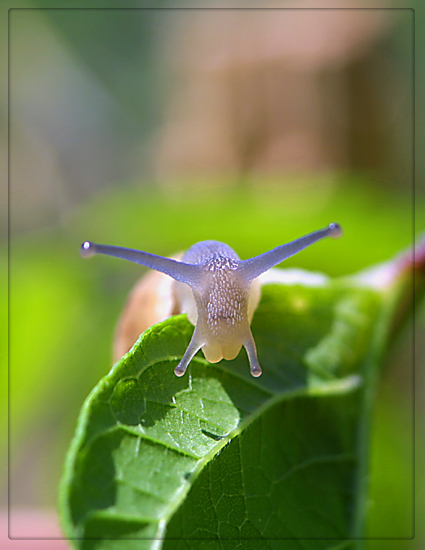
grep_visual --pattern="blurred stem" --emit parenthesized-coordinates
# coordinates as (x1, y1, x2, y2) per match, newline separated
(353, 236, 425, 542)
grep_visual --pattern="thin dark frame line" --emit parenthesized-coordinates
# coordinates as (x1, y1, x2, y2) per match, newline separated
(7, 7, 415, 11)
(5, 535, 415, 543)
(7, 5, 416, 543)
(7, 4, 11, 545)
(412, 8, 416, 541)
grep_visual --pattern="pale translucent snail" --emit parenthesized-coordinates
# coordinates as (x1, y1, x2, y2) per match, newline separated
(81, 223, 342, 377)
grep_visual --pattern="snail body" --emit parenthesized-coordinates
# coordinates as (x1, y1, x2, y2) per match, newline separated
(81, 223, 342, 377)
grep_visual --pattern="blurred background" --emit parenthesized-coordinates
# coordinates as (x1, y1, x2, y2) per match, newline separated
(2, 3, 423, 548)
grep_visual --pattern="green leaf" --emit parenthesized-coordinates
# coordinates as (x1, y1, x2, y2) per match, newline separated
(59, 249, 414, 549)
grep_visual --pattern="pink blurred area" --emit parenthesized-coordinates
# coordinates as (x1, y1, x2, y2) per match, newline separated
(8, 6, 410, 234)
(155, 6, 394, 181)
(1, 510, 68, 550)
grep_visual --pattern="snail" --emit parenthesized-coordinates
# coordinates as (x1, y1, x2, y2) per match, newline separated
(81, 223, 342, 377)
